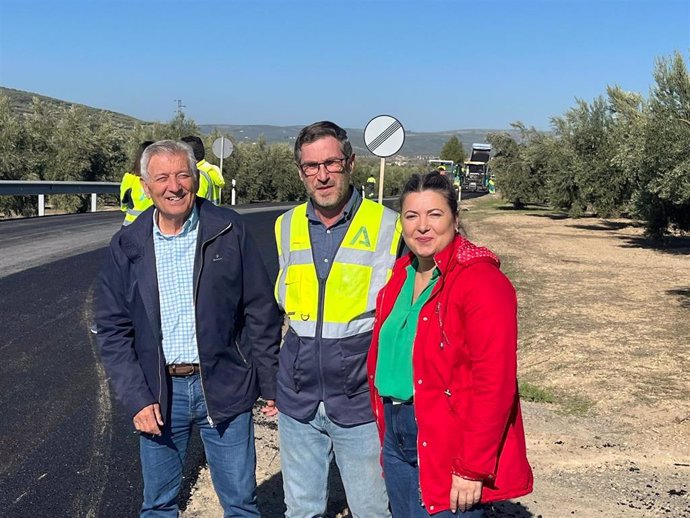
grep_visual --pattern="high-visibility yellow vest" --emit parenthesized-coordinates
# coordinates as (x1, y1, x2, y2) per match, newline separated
(197, 160, 224, 205)
(120, 172, 153, 226)
(275, 198, 401, 339)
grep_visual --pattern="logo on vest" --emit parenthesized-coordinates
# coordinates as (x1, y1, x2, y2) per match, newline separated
(349, 226, 371, 248)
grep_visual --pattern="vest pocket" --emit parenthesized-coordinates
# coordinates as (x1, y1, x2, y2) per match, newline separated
(340, 339, 369, 396)
(278, 329, 302, 392)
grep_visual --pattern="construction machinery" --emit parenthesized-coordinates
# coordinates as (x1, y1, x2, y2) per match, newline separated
(462, 143, 492, 192)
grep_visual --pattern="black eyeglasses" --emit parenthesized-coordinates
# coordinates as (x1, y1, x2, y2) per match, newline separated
(298, 157, 350, 177)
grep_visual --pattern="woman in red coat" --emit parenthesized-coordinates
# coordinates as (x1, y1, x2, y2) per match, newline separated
(367, 172, 533, 517)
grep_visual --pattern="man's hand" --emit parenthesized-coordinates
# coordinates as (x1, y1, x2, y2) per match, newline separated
(133, 403, 164, 436)
(260, 399, 278, 417)
(450, 475, 483, 513)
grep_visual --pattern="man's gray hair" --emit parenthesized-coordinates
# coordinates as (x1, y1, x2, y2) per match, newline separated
(140, 140, 199, 183)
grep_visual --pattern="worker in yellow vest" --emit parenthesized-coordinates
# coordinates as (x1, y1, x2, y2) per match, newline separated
(366, 173, 376, 198)
(120, 140, 154, 226)
(274, 121, 401, 517)
(181, 135, 225, 205)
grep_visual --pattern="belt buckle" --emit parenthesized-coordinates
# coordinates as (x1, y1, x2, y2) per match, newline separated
(170, 364, 195, 376)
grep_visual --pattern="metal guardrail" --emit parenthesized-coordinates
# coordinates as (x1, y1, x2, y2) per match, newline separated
(0, 180, 120, 216)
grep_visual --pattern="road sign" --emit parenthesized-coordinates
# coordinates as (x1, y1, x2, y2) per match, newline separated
(364, 115, 405, 158)
(212, 137, 234, 159)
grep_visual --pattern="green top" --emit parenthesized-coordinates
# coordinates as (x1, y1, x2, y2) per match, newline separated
(375, 260, 440, 401)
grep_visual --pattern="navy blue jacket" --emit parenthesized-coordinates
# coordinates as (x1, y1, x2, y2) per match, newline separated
(96, 198, 281, 425)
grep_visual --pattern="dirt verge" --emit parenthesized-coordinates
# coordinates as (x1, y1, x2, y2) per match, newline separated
(182, 195, 690, 517)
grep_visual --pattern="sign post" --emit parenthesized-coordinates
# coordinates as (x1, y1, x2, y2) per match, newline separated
(212, 136, 234, 204)
(363, 115, 405, 204)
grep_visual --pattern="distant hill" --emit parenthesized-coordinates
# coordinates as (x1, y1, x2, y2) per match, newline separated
(1, 87, 519, 157)
(200, 124, 520, 158)
(0, 86, 144, 129)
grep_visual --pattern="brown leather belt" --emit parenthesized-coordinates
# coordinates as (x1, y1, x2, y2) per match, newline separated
(167, 363, 200, 377)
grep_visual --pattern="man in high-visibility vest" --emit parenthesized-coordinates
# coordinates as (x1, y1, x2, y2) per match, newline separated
(181, 135, 225, 205)
(274, 121, 401, 517)
(366, 173, 376, 198)
(120, 140, 154, 226)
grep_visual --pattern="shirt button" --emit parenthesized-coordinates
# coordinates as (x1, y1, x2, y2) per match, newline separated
(417, 379, 423, 384)
(429, 506, 434, 511)
(324, 258, 329, 263)
(422, 441, 427, 447)
(422, 317, 428, 321)
(326, 229, 331, 234)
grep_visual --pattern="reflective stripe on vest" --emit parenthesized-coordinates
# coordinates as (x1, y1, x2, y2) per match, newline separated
(123, 207, 145, 225)
(120, 173, 152, 225)
(275, 198, 401, 339)
(196, 168, 217, 204)
(197, 160, 222, 205)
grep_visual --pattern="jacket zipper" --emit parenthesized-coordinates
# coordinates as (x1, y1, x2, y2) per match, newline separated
(415, 256, 445, 507)
(157, 337, 163, 408)
(235, 339, 249, 365)
(194, 222, 233, 427)
(372, 285, 389, 425)
(316, 277, 327, 400)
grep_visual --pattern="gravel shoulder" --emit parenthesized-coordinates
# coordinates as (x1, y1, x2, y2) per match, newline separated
(182, 195, 690, 517)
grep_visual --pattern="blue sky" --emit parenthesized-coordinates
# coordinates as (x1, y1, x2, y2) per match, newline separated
(0, 0, 687, 132)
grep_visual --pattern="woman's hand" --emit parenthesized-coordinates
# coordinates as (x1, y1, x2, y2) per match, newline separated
(450, 474, 483, 513)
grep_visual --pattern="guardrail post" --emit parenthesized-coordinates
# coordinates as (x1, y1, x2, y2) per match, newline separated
(91, 193, 97, 212)
(231, 179, 236, 206)
(38, 194, 45, 216)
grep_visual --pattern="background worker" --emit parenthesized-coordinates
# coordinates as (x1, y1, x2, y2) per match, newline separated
(119, 140, 154, 226)
(366, 173, 376, 198)
(181, 135, 225, 205)
(274, 121, 401, 517)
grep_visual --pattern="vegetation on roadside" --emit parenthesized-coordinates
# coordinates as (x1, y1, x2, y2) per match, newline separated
(487, 50, 690, 238)
(519, 380, 594, 416)
(519, 381, 557, 404)
(0, 93, 422, 216)
(1, 50, 687, 235)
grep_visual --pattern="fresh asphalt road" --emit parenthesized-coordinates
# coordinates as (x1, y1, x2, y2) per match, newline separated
(0, 192, 483, 517)
(0, 206, 287, 518)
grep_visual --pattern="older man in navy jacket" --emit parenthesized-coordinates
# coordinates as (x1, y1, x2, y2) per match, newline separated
(96, 139, 281, 517)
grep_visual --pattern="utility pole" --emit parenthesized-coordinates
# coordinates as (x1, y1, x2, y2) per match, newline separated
(173, 99, 186, 115)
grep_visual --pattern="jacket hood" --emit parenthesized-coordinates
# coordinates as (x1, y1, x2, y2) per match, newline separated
(396, 234, 500, 277)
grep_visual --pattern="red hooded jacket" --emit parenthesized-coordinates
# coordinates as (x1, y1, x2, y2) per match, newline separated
(367, 235, 533, 512)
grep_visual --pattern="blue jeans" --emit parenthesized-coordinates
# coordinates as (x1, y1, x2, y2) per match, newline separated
(139, 374, 259, 517)
(278, 402, 391, 518)
(382, 401, 486, 518)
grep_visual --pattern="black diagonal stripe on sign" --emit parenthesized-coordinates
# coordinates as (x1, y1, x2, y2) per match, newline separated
(368, 120, 402, 152)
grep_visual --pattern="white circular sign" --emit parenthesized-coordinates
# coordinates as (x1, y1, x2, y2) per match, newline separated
(364, 115, 405, 157)
(212, 136, 234, 159)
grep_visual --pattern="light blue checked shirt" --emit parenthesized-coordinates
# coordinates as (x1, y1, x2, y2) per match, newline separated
(152, 206, 200, 364)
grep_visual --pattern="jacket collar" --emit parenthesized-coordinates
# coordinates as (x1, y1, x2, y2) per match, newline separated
(115, 198, 235, 343)
(119, 197, 233, 262)
(395, 234, 500, 277)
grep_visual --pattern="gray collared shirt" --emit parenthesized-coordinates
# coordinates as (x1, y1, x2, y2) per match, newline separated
(305, 186, 361, 280)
